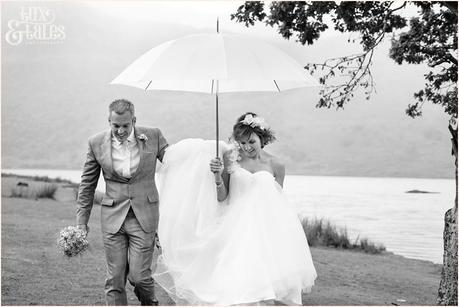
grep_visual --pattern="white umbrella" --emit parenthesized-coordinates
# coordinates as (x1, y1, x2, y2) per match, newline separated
(111, 30, 318, 155)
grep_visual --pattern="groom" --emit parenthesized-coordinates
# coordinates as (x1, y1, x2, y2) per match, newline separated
(76, 99, 168, 305)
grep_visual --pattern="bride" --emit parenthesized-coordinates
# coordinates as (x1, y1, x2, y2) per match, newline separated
(153, 112, 317, 305)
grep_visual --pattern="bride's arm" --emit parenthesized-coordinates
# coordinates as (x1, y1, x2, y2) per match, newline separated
(272, 157, 285, 188)
(210, 151, 231, 201)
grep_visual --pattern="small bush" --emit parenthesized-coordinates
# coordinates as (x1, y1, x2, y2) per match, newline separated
(359, 238, 386, 254)
(10, 186, 32, 198)
(34, 183, 59, 199)
(8, 182, 58, 199)
(301, 217, 385, 254)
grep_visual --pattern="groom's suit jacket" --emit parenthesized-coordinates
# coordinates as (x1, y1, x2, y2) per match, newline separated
(76, 126, 168, 234)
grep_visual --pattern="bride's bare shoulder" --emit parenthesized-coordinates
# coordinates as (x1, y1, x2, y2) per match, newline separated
(263, 151, 285, 174)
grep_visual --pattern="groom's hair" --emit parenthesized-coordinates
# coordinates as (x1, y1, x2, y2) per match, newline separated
(109, 99, 135, 116)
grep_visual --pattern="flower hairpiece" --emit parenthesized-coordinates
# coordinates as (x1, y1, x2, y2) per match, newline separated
(137, 134, 148, 141)
(240, 114, 269, 130)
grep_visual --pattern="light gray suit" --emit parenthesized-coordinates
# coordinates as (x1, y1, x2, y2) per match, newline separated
(76, 126, 168, 305)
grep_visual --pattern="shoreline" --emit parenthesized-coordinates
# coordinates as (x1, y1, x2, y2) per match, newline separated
(1, 168, 455, 181)
(1, 173, 447, 265)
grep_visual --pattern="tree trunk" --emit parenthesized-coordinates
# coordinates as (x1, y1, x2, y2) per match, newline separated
(437, 206, 458, 305)
(437, 124, 458, 305)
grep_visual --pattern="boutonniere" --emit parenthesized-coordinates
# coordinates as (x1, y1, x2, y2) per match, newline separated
(137, 134, 148, 141)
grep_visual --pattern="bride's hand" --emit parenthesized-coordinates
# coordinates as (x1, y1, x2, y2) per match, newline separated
(210, 157, 224, 174)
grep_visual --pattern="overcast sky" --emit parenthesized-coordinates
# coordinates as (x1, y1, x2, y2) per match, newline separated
(85, 1, 267, 32)
(84, 0, 344, 39)
(83, 1, 419, 35)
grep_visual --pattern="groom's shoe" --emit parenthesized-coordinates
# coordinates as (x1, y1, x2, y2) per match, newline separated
(139, 298, 158, 306)
(134, 287, 159, 306)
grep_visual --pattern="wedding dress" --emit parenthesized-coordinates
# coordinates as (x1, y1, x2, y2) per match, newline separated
(154, 139, 317, 305)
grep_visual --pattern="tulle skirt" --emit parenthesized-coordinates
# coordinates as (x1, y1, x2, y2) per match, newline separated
(154, 139, 317, 305)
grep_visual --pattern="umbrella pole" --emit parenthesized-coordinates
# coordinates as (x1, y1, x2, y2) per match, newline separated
(216, 91, 219, 158)
(216, 19, 219, 158)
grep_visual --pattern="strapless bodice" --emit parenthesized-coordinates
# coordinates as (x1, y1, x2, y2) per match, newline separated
(228, 164, 282, 202)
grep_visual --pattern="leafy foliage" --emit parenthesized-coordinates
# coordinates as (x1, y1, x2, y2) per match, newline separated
(389, 2, 457, 118)
(231, 1, 457, 120)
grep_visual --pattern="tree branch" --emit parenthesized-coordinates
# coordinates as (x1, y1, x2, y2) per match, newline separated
(389, 1, 407, 14)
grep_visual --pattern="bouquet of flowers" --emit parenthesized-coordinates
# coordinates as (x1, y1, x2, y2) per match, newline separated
(57, 226, 89, 257)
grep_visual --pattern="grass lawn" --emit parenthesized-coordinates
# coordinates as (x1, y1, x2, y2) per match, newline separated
(1, 194, 174, 306)
(1, 179, 442, 305)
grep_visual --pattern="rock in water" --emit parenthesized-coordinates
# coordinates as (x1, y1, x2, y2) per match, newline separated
(405, 189, 439, 194)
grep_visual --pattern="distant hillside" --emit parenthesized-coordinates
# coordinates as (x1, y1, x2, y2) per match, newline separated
(1, 2, 454, 178)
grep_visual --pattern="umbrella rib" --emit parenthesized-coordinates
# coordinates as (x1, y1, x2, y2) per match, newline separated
(273, 80, 281, 92)
(145, 81, 152, 91)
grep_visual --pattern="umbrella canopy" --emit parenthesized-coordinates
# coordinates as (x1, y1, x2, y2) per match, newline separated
(111, 33, 318, 93)
(111, 32, 319, 156)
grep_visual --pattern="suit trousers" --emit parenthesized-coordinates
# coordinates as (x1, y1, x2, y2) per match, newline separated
(103, 208, 156, 305)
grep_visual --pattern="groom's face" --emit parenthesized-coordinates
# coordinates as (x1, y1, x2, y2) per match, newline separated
(109, 111, 136, 142)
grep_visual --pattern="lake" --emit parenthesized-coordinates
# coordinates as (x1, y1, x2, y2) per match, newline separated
(2, 168, 455, 264)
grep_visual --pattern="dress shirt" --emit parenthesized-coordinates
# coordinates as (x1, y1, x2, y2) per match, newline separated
(111, 129, 140, 178)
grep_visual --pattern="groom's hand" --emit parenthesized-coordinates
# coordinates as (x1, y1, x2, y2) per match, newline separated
(77, 224, 89, 235)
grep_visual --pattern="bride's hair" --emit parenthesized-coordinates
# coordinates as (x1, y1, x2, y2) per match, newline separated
(232, 112, 276, 148)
